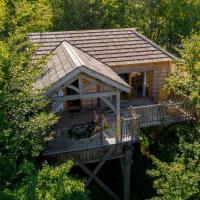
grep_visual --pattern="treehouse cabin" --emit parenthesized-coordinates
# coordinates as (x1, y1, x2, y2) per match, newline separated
(29, 29, 195, 200)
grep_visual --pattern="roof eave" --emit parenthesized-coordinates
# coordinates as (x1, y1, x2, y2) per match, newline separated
(45, 65, 130, 97)
(131, 28, 179, 60)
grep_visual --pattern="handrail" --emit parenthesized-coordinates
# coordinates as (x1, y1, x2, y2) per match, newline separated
(129, 98, 195, 127)
(47, 116, 140, 153)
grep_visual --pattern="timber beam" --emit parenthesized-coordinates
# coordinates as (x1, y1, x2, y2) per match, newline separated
(79, 163, 121, 200)
(51, 91, 116, 102)
(100, 97, 116, 114)
(123, 145, 132, 200)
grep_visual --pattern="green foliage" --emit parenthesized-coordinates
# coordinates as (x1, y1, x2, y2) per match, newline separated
(0, 3, 90, 200)
(1, 0, 52, 37)
(17, 161, 89, 200)
(50, 0, 126, 31)
(147, 126, 200, 200)
(148, 155, 200, 200)
(0, 0, 6, 32)
(148, 34, 200, 199)
(0, 0, 56, 191)
(50, 0, 200, 52)
(167, 34, 200, 107)
(1, 161, 89, 200)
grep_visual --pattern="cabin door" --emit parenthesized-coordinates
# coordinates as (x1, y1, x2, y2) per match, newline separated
(131, 72, 143, 97)
(129, 71, 153, 98)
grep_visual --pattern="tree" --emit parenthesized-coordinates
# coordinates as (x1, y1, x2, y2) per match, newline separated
(167, 34, 200, 106)
(147, 126, 200, 200)
(2, 161, 90, 200)
(147, 34, 200, 200)
(0, 0, 55, 191)
(126, 0, 200, 52)
(50, 0, 200, 53)
(148, 154, 200, 200)
(0, 2, 90, 200)
(50, 0, 127, 31)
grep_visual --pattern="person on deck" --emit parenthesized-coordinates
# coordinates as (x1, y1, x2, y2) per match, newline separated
(91, 110, 99, 124)
(90, 110, 99, 135)
(98, 112, 108, 129)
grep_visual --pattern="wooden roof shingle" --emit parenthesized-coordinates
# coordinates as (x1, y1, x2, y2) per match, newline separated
(29, 28, 177, 67)
(35, 41, 130, 94)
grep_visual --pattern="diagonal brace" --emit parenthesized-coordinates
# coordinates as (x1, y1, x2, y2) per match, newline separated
(79, 163, 121, 200)
(86, 146, 115, 186)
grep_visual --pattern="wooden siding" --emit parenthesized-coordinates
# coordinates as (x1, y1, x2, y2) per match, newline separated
(111, 61, 171, 99)
(81, 79, 98, 108)
(152, 68, 169, 98)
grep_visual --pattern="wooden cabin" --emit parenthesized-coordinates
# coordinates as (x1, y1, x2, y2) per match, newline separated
(29, 28, 194, 200)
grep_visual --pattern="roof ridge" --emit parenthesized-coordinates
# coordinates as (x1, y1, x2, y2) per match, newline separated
(28, 28, 134, 36)
(62, 41, 84, 67)
(49, 40, 85, 68)
(130, 28, 178, 60)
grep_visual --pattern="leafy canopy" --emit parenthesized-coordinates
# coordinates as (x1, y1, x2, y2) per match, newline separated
(0, 1, 90, 200)
(50, 0, 200, 52)
(148, 34, 200, 200)
(3, 160, 90, 200)
(0, 0, 57, 190)
(167, 34, 200, 107)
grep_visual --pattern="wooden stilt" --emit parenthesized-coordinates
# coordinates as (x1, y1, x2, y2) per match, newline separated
(128, 73, 132, 99)
(86, 146, 115, 186)
(120, 158, 125, 178)
(79, 162, 121, 200)
(123, 145, 132, 200)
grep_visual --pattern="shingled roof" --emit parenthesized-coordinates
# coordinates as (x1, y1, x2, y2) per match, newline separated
(29, 28, 176, 67)
(35, 41, 130, 94)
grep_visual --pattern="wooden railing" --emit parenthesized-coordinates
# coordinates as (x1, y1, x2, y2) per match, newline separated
(121, 116, 140, 142)
(129, 95, 195, 128)
(44, 117, 140, 155)
(165, 93, 196, 118)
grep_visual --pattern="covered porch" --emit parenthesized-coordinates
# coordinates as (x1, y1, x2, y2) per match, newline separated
(37, 41, 141, 155)
(45, 73, 140, 155)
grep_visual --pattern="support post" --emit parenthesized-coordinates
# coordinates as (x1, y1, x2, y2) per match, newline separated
(116, 89, 121, 142)
(79, 162, 121, 200)
(143, 71, 147, 97)
(128, 73, 132, 99)
(79, 75, 83, 98)
(123, 145, 132, 200)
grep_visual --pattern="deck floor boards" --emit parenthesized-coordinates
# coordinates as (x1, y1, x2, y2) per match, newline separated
(44, 97, 195, 156)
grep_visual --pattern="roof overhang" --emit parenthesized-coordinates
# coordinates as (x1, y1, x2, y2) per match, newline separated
(46, 65, 130, 96)
(35, 41, 130, 96)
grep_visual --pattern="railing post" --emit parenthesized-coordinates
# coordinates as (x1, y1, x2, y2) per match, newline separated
(120, 118, 123, 142)
(136, 116, 140, 141)
(116, 89, 121, 142)
(100, 117, 103, 145)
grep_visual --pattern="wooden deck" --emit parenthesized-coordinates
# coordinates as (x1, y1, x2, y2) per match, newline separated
(54, 98, 154, 130)
(43, 117, 139, 156)
(43, 94, 195, 159)
(43, 98, 151, 156)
